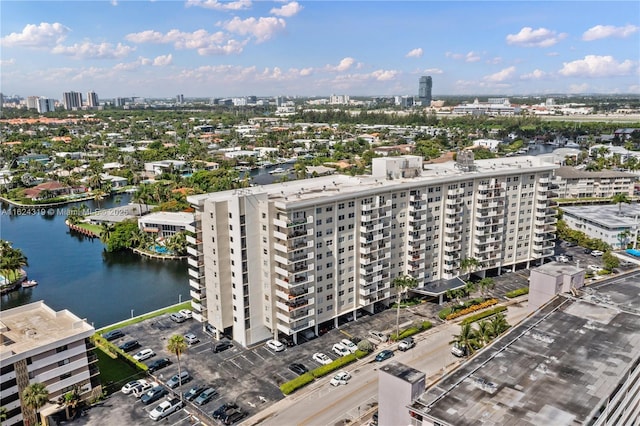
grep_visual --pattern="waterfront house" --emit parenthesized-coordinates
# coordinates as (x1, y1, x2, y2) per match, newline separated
(138, 211, 194, 239)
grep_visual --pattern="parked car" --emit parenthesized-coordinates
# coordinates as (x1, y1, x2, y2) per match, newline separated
(146, 358, 172, 373)
(312, 352, 332, 365)
(121, 380, 145, 395)
(329, 371, 351, 386)
(119, 340, 140, 352)
(133, 348, 156, 362)
(169, 312, 186, 323)
(149, 397, 183, 421)
(340, 339, 358, 353)
(212, 341, 234, 353)
(213, 403, 239, 420)
(398, 337, 416, 351)
(266, 339, 285, 352)
(184, 333, 199, 345)
(288, 363, 308, 375)
(332, 343, 350, 357)
(133, 381, 157, 398)
(194, 387, 218, 406)
(556, 255, 569, 263)
(102, 329, 124, 341)
(141, 386, 168, 405)
(222, 409, 246, 425)
(166, 371, 191, 389)
(584, 248, 593, 254)
(374, 349, 394, 362)
(588, 265, 604, 273)
(179, 309, 193, 319)
(369, 330, 388, 343)
(591, 250, 605, 256)
(451, 343, 468, 357)
(183, 385, 207, 402)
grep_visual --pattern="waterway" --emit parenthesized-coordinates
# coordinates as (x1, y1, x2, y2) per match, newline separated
(0, 193, 188, 329)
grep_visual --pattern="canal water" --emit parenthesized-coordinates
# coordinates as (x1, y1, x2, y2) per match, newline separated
(0, 193, 188, 329)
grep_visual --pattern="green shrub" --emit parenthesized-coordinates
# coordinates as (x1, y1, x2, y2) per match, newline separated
(310, 353, 357, 378)
(279, 373, 314, 395)
(505, 287, 529, 298)
(422, 321, 433, 330)
(438, 298, 486, 319)
(460, 306, 508, 325)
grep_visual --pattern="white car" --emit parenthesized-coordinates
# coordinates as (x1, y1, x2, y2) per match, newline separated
(332, 343, 350, 357)
(591, 250, 604, 256)
(179, 309, 193, 319)
(266, 339, 285, 352)
(341, 339, 358, 354)
(330, 371, 351, 386)
(121, 380, 144, 395)
(313, 352, 332, 365)
(184, 333, 199, 345)
(148, 397, 183, 421)
(133, 381, 156, 398)
(588, 265, 604, 272)
(133, 348, 156, 361)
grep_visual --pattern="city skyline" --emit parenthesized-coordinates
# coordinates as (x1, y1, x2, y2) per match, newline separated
(1, 1, 639, 99)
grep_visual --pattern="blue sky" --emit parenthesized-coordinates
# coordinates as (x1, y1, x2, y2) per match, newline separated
(1, 1, 639, 100)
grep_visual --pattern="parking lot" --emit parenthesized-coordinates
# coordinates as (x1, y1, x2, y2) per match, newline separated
(74, 250, 636, 426)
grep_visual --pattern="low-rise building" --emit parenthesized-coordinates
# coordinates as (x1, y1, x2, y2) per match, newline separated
(528, 261, 585, 312)
(552, 166, 636, 199)
(144, 160, 190, 176)
(0, 301, 101, 426)
(561, 204, 640, 249)
(138, 211, 194, 239)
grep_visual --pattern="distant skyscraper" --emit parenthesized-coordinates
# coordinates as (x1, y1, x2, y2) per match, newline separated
(63, 91, 83, 110)
(114, 97, 127, 107)
(418, 76, 432, 106)
(176, 94, 184, 104)
(37, 98, 55, 113)
(87, 91, 99, 108)
(26, 96, 39, 110)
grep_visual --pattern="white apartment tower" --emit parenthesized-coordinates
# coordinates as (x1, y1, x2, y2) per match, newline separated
(62, 92, 83, 110)
(187, 155, 558, 347)
(0, 302, 101, 426)
(86, 91, 99, 108)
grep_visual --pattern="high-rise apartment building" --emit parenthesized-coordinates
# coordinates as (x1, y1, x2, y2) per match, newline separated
(86, 91, 99, 108)
(418, 76, 432, 106)
(36, 98, 55, 113)
(176, 94, 184, 104)
(186, 155, 557, 347)
(0, 301, 101, 426)
(26, 96, 39, 110)
(62, 92, 83, 110)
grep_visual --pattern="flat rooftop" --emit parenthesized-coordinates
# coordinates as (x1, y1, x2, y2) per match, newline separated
(0, 301, 94, 358)
(188, 156, 556, 207)
(139, 211, 194, 225)
(562, 204, 640, 229)
(411, 274, 640, 426)
(532, 261, 583, 276)
(381, 361, 426, 384)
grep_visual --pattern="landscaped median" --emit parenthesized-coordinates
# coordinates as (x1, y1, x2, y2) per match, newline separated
(443, 298, 499, 321)
(505, 287, 529, 298)
(460, 306, 508, 326)
(389, 321, 433, 342)
(279, 350, 369, 395)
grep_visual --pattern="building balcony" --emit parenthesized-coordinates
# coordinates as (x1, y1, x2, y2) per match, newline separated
(186, 246, 200, 257)
(444, 234, 462, 244)
(361, 223, 384, 233)
(185, 223, 196, 233)
(443, 252, 460, 262)
(187, 257, 204, 269)
(448, 188, 464, 197)
(188, 268, 205, 280)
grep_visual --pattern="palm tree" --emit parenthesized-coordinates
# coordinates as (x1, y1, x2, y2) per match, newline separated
(489, 312, 510, 337)
(22, 382, 50, 426)
(0, 406, 7, 422)
(459, 257, 480, 279)
(449, 323, 479, 356)
(167, 335, 188, 402)
(100, 223, 115, 243)
(477, 278, 496, 298)
(475, 320, 493, 346)
(392, 275, 418, 339)
(611, 193, 630, 216)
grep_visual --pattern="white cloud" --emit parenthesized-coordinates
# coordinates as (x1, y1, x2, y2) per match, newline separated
(51, 42, 135, 59)
(546, 52, 560, 57)
(445, 51, 481, 62)
(221, 17, 286, 43)
(0, 58, 15, 66)
(405, 48, 423, 58)
(370, 69, 398, 81)
(506, 27, 567, 47)
(153, 54, 173, 66)
(185, 0, 251, 11)
(568, 83, 590, 93)
(484, 66, 516, 82)
(299, 67, 313, 76)
(326, 57, 356, 72)
(582, 24, 639, 41)
(113, 57, 152, 71)
(126, 29, 247, 55)
(270, 2, 302, 17)
(558, 55, 636, 77)
(487, 56, 502, 65)
(110, 0, 118, 6)
(423, 68, 443, 74)
(628, 84, 640, 94)
(1, 22, 69, 48)
(520, 69, 548, 80)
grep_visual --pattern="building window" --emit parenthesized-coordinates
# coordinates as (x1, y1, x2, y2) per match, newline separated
(56, 345, 68, 353)
(60, 372, 72, 380)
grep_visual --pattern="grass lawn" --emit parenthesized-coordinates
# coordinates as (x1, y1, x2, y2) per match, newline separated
(76, 222, 103, 236)
(96, 301, 192, 334)
(96, 347, 146, 394)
